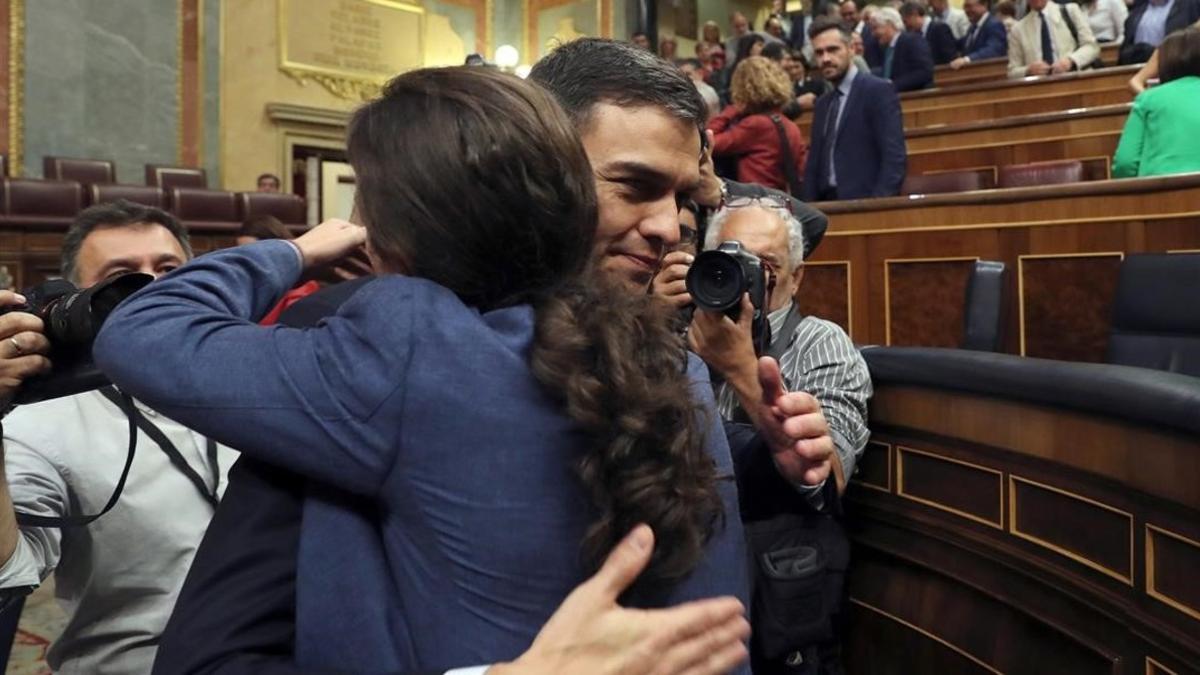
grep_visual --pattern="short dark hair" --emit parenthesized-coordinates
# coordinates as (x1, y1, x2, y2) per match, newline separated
(809, 16, 851, 42)
(632, 31, 647, 39)
(529, 38, 707, 132)
(256, 173, 280, 186)
(900, 1, 926, 18)
(61, 199, 193, 282)
(761, 42, 788, 62)
(734, 33, 766, 62)
(995, 1, 1018, 18)
(238, 214, 294, 241)
(1159, 27, 1200, 83)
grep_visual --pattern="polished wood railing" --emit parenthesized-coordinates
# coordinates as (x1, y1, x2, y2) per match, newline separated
(796, 173, 1200, 363)
(844, 347, 1200, 674)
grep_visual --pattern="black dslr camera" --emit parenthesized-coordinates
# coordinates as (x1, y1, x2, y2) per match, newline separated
(685, 241, 771, 354)
(1, 273, 152, 405)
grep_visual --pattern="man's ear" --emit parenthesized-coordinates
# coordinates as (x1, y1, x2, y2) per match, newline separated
(791, 262, 806, 293)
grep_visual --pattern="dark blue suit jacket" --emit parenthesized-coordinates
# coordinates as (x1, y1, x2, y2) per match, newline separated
(924, 21, 959, 65)
(1123, 0, 1200, 50)
(802, 70, 908, 201)
(866, 31, 934, 91)
(959, 14, 1008, 62)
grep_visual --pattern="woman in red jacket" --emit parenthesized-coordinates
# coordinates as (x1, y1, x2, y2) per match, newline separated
(708, 55, 808, 194)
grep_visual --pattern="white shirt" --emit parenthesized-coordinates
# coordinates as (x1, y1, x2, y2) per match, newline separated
(0, 390, 238, 674)
(1087, 0, 1128, 42)
(935, 6, 972, 39)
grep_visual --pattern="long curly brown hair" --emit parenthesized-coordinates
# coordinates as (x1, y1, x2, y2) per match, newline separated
(347, 66, 722, 584)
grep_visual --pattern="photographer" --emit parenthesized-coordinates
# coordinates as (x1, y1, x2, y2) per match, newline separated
(657, 191, 870, 501)
(0, 200, 240, 674)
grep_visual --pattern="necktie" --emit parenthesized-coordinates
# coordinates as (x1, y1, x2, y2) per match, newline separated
(883, 45, 895, 79)
(965, 22, 978, 51)
(823, 90, 843, 189)
(1039, 11, 1053, 65)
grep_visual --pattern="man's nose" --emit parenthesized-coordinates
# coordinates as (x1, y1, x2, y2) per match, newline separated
(640, 198, 682, 248)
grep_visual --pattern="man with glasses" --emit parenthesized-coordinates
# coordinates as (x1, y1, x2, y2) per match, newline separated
(657, 188, 869, 502)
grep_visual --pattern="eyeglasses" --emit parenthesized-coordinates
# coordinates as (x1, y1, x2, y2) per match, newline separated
(724, 194, 793, 211)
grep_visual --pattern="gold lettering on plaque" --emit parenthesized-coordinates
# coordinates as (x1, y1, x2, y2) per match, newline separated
(279, 0, 424, 100)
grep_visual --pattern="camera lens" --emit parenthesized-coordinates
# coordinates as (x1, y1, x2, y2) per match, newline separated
(687, 251, 746, 313)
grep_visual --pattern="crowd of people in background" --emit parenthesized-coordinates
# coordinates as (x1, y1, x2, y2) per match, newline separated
(626, 0, 1200, 196)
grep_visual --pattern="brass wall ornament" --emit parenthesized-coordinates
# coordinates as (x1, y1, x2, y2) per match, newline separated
(277, 0, 424, 102)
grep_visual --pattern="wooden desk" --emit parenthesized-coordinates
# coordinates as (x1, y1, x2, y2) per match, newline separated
(796, 173, 1200, 363)
(797, 67, 1135, 137)
(906, 103, 1129, 176)
(930, 42, 1123, 89)
(901, 65, 1140, 113)
(844, 347, 1200, 674)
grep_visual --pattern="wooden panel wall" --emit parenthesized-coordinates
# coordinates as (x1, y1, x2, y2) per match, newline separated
(805, 174, 1200, 362)
(845, 384, 1200, 674)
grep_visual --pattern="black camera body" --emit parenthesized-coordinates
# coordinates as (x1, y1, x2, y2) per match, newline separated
(2, 273, 152, 405)
(686, 241, 771, 354)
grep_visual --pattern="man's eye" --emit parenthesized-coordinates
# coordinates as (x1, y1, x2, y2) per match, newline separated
(158, 265, 179, 275)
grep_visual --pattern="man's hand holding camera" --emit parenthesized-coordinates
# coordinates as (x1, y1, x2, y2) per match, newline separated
(0, 291, 51, 410)
(688, 294, 835, 490)
(652, 251, 694, 309)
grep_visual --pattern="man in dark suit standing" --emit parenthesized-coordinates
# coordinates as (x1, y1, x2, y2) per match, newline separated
(803, 18, 908, 201)
(1120, 0, 1200, 63)
(867, 6, 935, 90)
(950, 0, 1008, 69)
(901, 1, 960, 64)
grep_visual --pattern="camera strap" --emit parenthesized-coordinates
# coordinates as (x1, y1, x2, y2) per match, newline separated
(766, 305, 806, 365)
(14, 389, 140, 528)
(97, 387, 220, 509)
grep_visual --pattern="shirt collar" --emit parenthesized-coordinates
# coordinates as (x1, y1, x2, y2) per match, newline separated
(889, 31, 901, 48)
(921, 16, 931, 36)
(768, 301, 795, 335)
(838, 64, 859, 96)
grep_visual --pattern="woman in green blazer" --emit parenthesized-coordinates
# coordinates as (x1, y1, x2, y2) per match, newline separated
(1113, 27, 1200, 178)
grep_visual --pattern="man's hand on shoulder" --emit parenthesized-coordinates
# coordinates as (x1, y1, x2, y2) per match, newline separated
(490, 525, 749, 675)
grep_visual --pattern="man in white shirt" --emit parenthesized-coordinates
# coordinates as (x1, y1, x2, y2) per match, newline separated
(0, 200, 239, 674)
(930, 0, 972, 38)
(1007, 0, 1099, 77)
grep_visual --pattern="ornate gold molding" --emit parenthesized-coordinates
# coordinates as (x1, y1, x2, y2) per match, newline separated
(8, 0, 24, 176)
(279, 66, 381, 101)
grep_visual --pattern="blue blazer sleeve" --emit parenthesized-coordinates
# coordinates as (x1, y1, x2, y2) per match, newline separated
(892, 34, 935, 91)
(966, 19, 1008, 61)
(929, 23, 959, 64)
(869, 79, 908, 196)
(94, 241, 412, 496)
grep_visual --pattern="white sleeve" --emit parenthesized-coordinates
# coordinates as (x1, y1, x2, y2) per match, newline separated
(445, 667, 492, 675)
(0, 433, 69, 589)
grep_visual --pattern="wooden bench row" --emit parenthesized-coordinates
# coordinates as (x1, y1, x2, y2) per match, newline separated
(794, 172, 1200, 364)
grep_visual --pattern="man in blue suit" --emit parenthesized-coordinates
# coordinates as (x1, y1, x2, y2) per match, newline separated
(950, 0, 1008, 69)
(866, 6, 935, 90)
(901, 1, 959, 64)
(803, 18, 908, 201)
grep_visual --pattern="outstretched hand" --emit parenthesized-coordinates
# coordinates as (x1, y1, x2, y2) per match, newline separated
(751, 357, 835, 489)
(493, 524, 750, 675)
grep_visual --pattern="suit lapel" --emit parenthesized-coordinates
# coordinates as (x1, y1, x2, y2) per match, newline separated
(834, 78, 865, 150)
